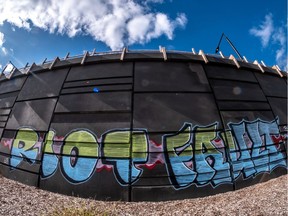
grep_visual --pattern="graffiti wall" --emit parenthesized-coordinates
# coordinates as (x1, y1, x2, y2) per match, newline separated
(0, 56, 286, 201)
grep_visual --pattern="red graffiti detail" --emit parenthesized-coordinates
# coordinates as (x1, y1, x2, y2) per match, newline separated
(271, 135, 285, 149)
(138, 159, 163, 170)
(1, 138, 12, 148)
(96, 160, 113, 172)
(149, 140, 162, 147)
(184, 161, 193, 169)
(211, 137, 225, 149)
(96, 165, 113, 172)
(54, 135, 65, 141)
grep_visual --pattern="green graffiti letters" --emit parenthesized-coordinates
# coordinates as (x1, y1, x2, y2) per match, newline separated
(6, 118, 287, 189)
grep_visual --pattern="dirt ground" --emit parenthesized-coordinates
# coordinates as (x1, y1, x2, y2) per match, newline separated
(0, 174, 287, 216)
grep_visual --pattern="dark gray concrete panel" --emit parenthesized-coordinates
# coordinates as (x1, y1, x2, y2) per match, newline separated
(6, 99, 57, 131)
(123, 52, 163, 61)
(0, 109, 10, 115)
(51, 113, 131, 136)
(66, 63, 133, 81)
(267, 97, 287, 125)
(0, 93, 17, 109)
(218, 101, 271, 111)
(133, 93, 222, 132)
(204, 65, 257, 82)
(29, 64, 49, 73)
(0, 77, 26, 95)
(0, 131, 43, 186)
(166, 53, 203, 61)
(221, 111, 275, 127)
(0, 116, 8, 121)
(255, 73, 287, 98)
(40, 167, 129, 201)
(166, 52, 204, 63)
(63, 77, 133, 88)
(206, 56, 237, 66)
(234, 167, 287, 190)
(134, 62, 210, 92)
(85, 53, 122, 63)
(61, 84, 132, 94)
(134, 170, 230, 187)
(17, 69, 69, 101)
(55, 92, 131, 113)
(131, 183, 233, 201)
(0, 164, 40, 186)
(52, 113, 130, 123)
(210, 80, 267, 101)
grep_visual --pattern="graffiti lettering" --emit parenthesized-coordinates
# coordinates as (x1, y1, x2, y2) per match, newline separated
(5, 118, 287, 189)
(164, 123, 231, 189)
(61, 130, 99, 183)
(227, 118, 286, 179)
(102, 130, 148, 185)
(194, 123, 231, 186)
(10, 128, 40, 168)
(42, 130, 58, 177)
(163, 123, 195, 189)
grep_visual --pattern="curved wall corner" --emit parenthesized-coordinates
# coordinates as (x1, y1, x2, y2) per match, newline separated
(0, 53, 287, 201)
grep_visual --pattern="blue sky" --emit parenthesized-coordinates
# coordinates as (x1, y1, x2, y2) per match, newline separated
(0, 0, 287, 71)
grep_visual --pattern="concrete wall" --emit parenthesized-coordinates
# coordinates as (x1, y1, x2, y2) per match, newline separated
(0, 54, 287, 201)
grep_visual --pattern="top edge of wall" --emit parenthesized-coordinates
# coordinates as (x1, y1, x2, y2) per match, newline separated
(2, 50, 287, 80)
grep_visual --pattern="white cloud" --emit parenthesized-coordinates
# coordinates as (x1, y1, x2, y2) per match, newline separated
(272, 27, 287, 70)
(0, 31, 9, 56)
(1, 47, 8, 55)
(249, 13, 274, 48)
(0, 32, 4, 47)
(145, 0, 165, 3)
(250, 13, 287, 70)
(0, 0, 187, 50)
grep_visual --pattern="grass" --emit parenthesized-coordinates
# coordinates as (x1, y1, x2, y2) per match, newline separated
(49, 200, 112, 216)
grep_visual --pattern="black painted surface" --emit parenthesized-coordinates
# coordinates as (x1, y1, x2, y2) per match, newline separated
(134, 62, 211, 92)
(56, 92, 131, 113)
(217, 101, 271, 111)
(267, 97, 288, 125)
(17, 69, 69, 101)
(133, 93, 222, 132)
(6, 99, 57, 131)
(39, 163, 129, 201)
(0, 77, 26, 95)
(210, 80, 267, 101)
(255, 73, 287, 98)
(63, 77, 133, 88)
(0, 92, 18, 108)
(0, 56, 286, 202)
(221, 110, 275, 126)
(131, 183, 233, 201)
(205, 65, 257, 82)
(66, 62, 133, 81)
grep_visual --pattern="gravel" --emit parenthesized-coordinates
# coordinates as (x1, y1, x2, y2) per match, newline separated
(0, 174, 287, 216)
